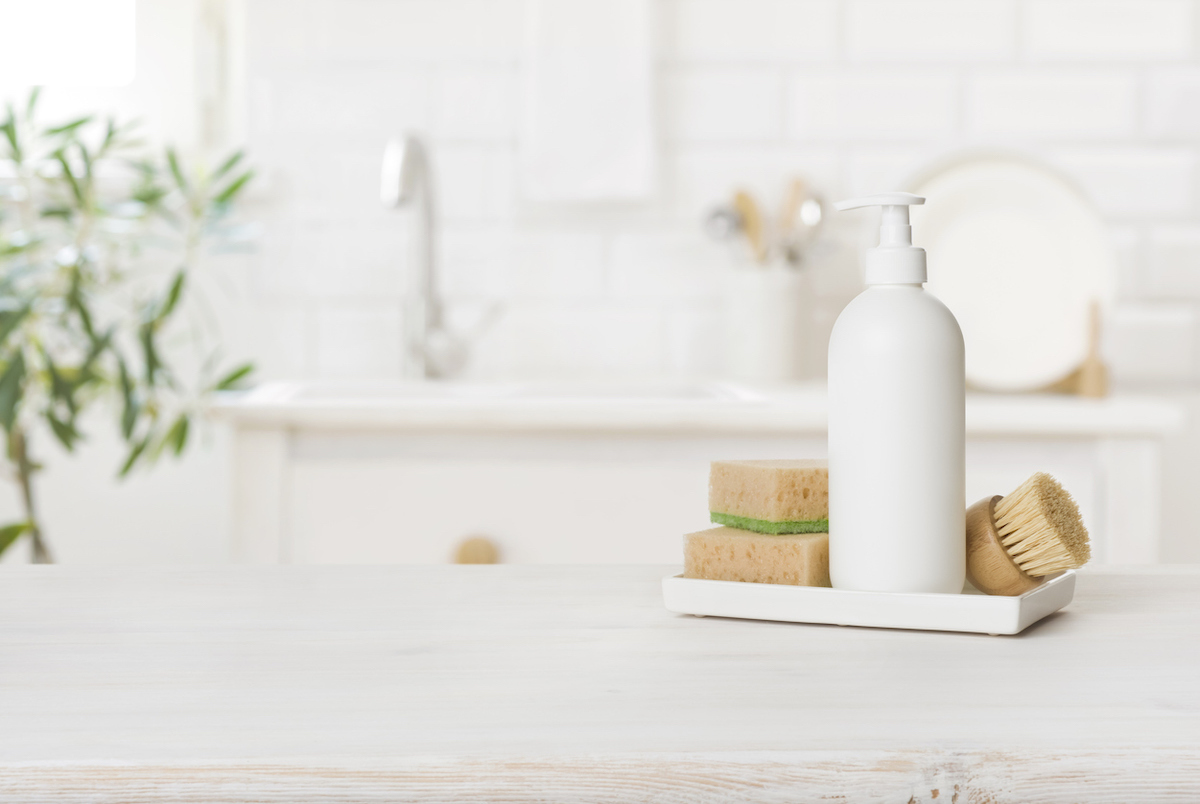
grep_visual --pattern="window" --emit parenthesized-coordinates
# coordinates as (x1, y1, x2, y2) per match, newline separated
(0, 0, 136, 86)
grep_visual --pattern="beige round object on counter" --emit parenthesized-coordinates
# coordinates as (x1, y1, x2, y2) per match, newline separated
(454, 536, 499, 565)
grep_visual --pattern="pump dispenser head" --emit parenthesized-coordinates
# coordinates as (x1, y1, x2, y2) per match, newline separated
(834, 192, 927, 285)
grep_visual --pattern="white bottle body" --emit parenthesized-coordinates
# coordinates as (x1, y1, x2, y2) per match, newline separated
(827, 284, 966, 594)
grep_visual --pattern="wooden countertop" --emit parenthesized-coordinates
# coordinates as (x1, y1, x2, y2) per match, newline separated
(2, 565, 1198, 802)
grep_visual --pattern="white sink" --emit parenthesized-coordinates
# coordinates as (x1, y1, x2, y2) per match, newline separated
(254, 380, 765, 405)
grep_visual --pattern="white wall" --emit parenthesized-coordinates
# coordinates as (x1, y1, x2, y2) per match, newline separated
(6, 0, 1200, 563)
(231, 0, 1200, 562)
(241, 0, 1200, 387)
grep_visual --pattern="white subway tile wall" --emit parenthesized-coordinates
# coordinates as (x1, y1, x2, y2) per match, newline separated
(966, 71, 1138, 139)
(846, 1, 1017, 61)
(242, 0, 1200, 385)
(671, 0, 839, 62)
(1025, 0, 1193, 60)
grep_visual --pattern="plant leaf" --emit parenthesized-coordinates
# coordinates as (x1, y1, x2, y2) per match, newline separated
(53, 148, 85, 206)
(138, 321, 173, 389)
(79, 141, 94, 187)
(213, 362, 254, 391)
(0, 521, 31, 557)
(41, 347, 77, 416)
(165, 414, 189, 456)
(0, 304, 30, 347)
(110, 117, 142, 141)
(213, 170, 254, 206)
(133, 183, 168, 207)
(101, 117, 117, 151)
(44, 115, 92, 137)
(46, 412, 80, 451)
(83, 325, 114, 366)
(67, 271, 96, 339)
(0, 233, 40, 257)
(25, 87, 40, 118)
(157, 270, 186, 322)
(40, 204, 73, 220)
(118, 357, 139, 439)
(0, 351, 26, 431)
(139, 322, 157, 382)
(1, 112, 20, 162)
(211, 150, 244, 182)
(118, 434, 151, 477)
(127, 157, 156, 178)
(82, 331, 114, 377)
(166, 147, 189, 194)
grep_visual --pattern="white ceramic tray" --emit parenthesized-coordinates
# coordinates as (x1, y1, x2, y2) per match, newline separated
(662, 570, 1076, 635)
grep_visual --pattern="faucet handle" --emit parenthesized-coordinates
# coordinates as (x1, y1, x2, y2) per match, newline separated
(381, 135, 429, 208)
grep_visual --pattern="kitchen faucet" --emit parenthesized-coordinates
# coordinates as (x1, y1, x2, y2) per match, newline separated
(380, 135, 463, 379)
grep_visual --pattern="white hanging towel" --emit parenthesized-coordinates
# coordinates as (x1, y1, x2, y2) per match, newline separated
(519, 0, 656, 202)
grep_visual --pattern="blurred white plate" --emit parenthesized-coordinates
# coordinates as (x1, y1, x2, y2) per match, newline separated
(910, 154, 1116, 391)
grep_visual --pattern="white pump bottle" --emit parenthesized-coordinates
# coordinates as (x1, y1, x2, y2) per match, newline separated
(827, 193, 965, 594)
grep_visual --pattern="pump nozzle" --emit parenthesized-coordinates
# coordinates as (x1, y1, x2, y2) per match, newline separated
(834, 192, 928, 285)
(834, 192, 925, 211)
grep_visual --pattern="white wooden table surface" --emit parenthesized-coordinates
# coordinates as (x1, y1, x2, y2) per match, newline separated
(1, 565, 1198, 803)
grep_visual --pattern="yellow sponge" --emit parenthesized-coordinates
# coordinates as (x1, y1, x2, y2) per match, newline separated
(708, 459, 828, 534)
(684, 526, 830, 587)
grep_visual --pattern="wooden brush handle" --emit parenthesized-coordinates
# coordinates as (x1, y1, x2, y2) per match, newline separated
(966, 496, 1043, 596)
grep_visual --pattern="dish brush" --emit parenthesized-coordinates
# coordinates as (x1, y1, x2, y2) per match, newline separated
(965, 472, 1091, 596)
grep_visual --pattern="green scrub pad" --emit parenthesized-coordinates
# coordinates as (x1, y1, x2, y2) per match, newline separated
(710, 512, 829, 535)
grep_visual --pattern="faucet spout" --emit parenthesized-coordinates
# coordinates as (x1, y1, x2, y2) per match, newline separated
(382, 135, 439, 379)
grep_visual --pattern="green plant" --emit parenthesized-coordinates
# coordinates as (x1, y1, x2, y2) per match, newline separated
(0, 89, 255, 562)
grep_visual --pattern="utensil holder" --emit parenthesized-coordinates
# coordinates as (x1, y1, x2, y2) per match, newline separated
(724, 265, 813, 383)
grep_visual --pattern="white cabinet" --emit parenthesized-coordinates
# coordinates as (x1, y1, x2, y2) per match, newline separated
(286, 434, 822, 565)
(218, 384, 1182, 565)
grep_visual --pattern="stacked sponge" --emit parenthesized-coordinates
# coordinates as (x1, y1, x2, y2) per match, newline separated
(709, 459, 829, 534)
(684, 459, 830, 587)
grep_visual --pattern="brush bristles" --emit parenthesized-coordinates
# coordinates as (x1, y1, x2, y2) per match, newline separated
(993, 472, 1091, 576)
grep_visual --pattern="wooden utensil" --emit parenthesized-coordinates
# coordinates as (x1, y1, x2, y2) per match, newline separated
(731, 190, 767, 264)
